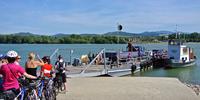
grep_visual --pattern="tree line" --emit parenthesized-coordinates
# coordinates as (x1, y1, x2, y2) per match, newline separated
(0, 32, 200, 44)
(157, 32, 200, 42)
(0, 34, 131, 44)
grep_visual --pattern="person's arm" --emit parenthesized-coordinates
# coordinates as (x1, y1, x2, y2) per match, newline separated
(35, 60, 44, 66)
(40, 65, 44, 77)
(17, 65, 37, 79)
(63, 62, 66, 69)
(64, 62, 69, 71)
(54, 61, 58, 69)
(25, 62, 28, 71)
(35, 54, 44, 66)
(23, 72, 37, 79)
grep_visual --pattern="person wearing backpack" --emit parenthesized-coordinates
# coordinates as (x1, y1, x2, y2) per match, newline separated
(55, 55, 67, 92)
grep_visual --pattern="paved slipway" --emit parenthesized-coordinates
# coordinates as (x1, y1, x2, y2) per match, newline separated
(57, 77, 199, 100)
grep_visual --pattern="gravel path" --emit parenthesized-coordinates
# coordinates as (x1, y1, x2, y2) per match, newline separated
(57, 77, 199, 100)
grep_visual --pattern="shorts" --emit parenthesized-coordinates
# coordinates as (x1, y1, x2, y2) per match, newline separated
(56, 73, 67, 83)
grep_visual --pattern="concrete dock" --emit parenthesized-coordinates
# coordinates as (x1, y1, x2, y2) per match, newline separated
(57, 77, 199, 100)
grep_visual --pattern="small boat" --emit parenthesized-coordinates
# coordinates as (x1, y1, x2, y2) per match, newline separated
(167, 39, 196, 68)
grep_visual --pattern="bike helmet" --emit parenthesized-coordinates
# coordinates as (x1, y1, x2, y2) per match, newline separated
(6, 50, 18, 58)
(42, 56, 50, 64)
(58, 55, 62, 59)
(0, 54, 5, 59)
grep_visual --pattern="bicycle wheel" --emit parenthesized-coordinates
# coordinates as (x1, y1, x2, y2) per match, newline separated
(53, 80, 59, 94)
(25, 90, 38, 100)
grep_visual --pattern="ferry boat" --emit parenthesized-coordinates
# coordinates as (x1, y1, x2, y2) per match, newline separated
(167, 39, 196, 68)
(105, 43, 151, 64)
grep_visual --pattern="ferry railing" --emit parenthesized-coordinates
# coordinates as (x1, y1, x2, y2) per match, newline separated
(50, 48, 59, 60)
(81, 48, 107, 74)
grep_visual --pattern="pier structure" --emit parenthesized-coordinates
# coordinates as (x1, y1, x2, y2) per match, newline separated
(50, 48, 153, 77)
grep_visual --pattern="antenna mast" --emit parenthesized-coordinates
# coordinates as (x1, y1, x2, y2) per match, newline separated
(175, 24, 178, 39)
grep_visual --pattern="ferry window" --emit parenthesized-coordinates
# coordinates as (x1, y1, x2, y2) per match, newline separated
(172, 50, 177, 53)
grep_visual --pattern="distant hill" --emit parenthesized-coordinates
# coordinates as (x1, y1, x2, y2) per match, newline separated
(104, 31, 139, 37)
(81, 34, 99, 36)
(2, 31, 175, 37)
(103, 31, 174, 37)
(53, 33, 70, 37)
(12, 32, 39, 36)
(53, 33, 99, 37)
(140, 31, 174, 36)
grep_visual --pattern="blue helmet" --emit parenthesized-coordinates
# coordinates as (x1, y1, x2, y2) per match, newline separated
(0, 54, 5, 59)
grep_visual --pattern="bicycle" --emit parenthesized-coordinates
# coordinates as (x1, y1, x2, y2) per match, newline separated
(36, 76, 57, 100)
(54, 73, 65, 94)
(15, 78, 38, 100)
(44, 78, 56, 100)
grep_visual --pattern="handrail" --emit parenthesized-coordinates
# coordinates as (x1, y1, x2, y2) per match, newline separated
(50, 48, 59, 60)
(81, 48, 105, 74)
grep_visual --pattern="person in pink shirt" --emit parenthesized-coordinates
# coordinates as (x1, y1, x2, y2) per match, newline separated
(0, 50, 37, 95)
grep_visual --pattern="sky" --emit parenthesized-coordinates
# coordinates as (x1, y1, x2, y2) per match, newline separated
(0, 0, 200, 35)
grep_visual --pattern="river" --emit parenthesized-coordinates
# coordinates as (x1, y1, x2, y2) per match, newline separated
(0, 43, 200, 84)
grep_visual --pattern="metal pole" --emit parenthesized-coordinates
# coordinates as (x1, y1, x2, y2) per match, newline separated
(175, 24, 178, 39)
(70, 49, 73, 66)
(50, 48, 59, 60)
(103, 48, 107, 74)
(117, 49, 120, 67)
(117, 23, 119, 44)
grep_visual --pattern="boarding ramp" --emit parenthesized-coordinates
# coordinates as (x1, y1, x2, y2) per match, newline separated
(50, 48, 108, 77)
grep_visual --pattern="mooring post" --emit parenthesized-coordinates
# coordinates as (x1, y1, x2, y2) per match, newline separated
(70, 49, 73, 66)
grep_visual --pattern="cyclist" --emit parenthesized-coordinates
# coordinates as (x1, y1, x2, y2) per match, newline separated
(55, 55, 67, 92)
(0, 50, 37, 99)
(41, 56, 54, 78)
(25, 52, 44, 77)
(0, 54, 7, 68)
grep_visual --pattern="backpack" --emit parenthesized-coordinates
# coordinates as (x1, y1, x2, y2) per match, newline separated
(55, 61, 66, 73)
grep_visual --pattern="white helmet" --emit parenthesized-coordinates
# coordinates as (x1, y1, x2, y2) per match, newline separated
(7, 50, 18, 58)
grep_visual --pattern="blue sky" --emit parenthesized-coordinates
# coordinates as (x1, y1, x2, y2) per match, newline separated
(0, 0, 200, 35)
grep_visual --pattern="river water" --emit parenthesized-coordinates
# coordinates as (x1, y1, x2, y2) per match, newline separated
(0, 43, 200, 84)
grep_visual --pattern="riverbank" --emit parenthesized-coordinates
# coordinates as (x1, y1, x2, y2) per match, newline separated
(57, 77, 199, 100)
(184, 83, 200, 95)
